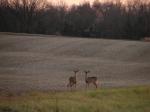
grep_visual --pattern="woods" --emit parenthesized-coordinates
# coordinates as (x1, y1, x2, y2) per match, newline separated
(0, 0, 150, 40)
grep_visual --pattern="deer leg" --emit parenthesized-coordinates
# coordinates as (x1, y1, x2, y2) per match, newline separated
(74, 83, 76, 88)
(93, 82, 97, 88)
(72, 83, 75, 88)
(86, 83, 87, 89)
(70, 83, 73, 87)
(71, 83, 75, 89)
(86, 83, 89, 89)
(67, 83, 70, 88)
(70, 83, 73, 91)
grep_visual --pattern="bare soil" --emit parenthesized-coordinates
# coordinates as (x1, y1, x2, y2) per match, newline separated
(0, 33, 150, 93)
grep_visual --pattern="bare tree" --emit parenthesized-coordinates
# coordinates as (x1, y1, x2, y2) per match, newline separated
(1, 0, 150, 40)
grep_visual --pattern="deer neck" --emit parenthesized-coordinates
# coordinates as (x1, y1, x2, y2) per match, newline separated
(85, 73, 87, 81)
(74, 73, 76, 79)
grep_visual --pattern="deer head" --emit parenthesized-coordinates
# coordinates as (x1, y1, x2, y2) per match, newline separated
(84, 70, 90, 74)
(73, 70, 79, 74)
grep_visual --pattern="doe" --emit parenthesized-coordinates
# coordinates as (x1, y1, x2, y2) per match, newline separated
(67, 70, 79, 89)
(84, 70, 98, 88)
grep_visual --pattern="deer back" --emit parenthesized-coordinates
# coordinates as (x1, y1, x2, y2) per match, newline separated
(86, 77, 97, 83)
(69, 76, 76, 83)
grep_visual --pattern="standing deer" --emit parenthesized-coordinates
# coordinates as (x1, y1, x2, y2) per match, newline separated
(84, 70, 98, 88)
(67, 70, 79, 89)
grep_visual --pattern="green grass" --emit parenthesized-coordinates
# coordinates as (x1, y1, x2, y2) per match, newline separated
(0, 86, 150, 112)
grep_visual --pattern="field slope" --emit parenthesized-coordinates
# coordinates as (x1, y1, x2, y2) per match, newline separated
(0, 33, 150, 92)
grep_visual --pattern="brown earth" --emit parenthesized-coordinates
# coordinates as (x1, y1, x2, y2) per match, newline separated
(0, 33, 150, 93)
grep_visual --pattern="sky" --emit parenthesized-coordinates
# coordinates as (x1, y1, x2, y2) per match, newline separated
(49, 0, 105, 5)
(49, 0, 130, 6)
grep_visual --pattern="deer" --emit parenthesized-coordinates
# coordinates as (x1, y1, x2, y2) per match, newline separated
(67, 70, 79, 89)
(84, 70, 98, 88)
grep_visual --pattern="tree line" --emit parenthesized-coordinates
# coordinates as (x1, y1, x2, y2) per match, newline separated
(0, 0, 150, 40)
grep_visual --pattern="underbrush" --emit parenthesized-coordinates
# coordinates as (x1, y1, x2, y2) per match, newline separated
(0, 86, 150, 112)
